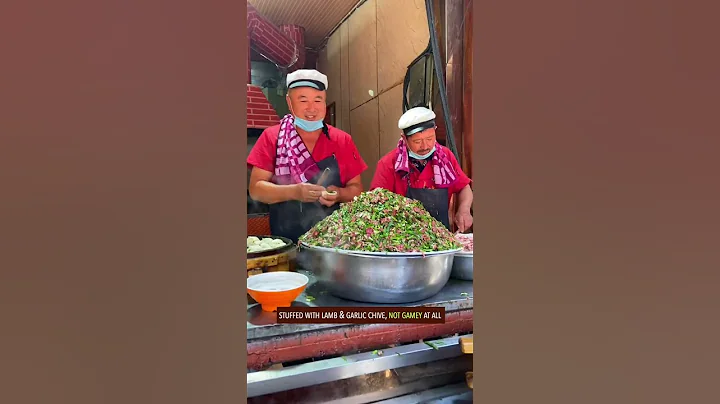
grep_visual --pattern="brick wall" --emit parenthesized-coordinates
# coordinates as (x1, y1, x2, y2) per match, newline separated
(279, 25, 306, 71)
(247, 3, 304, 72)
(247, 85, 280, 129)
(246, 5, 306, 130)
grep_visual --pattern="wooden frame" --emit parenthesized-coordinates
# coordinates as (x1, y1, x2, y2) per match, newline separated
(324, 102, 336, 127)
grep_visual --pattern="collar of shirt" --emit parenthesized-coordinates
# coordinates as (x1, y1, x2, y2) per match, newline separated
(409, 152, 434, 173)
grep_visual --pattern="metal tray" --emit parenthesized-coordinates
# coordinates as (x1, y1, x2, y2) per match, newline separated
(247, 235, 294, 259)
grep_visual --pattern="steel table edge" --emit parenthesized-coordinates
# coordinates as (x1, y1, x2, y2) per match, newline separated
(246, 333, 473, 398)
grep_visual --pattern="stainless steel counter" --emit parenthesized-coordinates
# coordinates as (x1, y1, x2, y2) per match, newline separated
(247, 334, 473, 399)
(247, 269, 473, 341)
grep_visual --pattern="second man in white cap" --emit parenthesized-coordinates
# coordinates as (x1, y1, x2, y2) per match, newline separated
(370, 107, 473, 232)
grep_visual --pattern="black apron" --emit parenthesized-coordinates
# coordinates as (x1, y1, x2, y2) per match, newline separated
(405, 160, 451, 230)
(269, 154, 342, 243)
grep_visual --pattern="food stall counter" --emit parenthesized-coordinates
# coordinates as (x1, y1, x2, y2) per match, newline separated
(247, 269, 473, 370)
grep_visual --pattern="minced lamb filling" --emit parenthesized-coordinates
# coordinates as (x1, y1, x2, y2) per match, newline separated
(299, 188, 461, 253)
(454, 233, 473, 252)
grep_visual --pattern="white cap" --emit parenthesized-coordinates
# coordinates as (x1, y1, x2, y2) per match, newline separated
(286, 69, 328, 91)
(398, 107, 436, 136)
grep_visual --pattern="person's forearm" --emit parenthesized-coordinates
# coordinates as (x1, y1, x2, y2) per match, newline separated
(456, 185, 473, 212)
(250, 181, 298, 204)
(337, 183, 363, 203)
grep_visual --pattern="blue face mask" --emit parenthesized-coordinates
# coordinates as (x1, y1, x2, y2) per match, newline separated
(408, 145, 436, 160)
(294, 116, 324, 132)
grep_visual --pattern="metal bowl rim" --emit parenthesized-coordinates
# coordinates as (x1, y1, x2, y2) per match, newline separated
(299, 242, 462, 257)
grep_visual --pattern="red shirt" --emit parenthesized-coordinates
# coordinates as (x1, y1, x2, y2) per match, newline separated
(370, 144, 471, 197)
(247, 124, 368, 185)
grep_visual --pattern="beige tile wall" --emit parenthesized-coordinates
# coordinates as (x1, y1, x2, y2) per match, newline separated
(318, 0, 429, 189)
(350, 98, 380, 188)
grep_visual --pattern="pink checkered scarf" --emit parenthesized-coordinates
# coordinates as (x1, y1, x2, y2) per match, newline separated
(273, 114, 320, 185)
(394, 138, 458, 188)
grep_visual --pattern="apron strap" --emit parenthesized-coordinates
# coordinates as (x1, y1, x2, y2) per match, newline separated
(448, 193, 456, 232)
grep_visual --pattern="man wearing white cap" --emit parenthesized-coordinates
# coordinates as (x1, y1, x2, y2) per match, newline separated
(370, 107, 473, 231)
(247, 69, 367, 242)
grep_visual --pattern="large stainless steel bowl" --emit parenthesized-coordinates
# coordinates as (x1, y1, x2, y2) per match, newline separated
(297, 243, 459, 304)
(450, 252, 473, 281)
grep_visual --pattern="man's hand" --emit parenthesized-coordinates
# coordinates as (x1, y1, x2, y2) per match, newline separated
(319, 185, 341, 207)
(455, 207, 473, 233)
(295, 182, 326, 203)
(454, 184, 473, 232)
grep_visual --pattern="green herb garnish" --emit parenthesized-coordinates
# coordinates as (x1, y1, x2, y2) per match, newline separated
(424, 341, 440, 350)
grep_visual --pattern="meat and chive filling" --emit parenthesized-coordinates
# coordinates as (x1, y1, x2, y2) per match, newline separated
(299, 188, 461, 253)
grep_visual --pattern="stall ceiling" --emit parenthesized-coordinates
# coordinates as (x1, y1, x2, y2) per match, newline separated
(248, 0, 361, 49)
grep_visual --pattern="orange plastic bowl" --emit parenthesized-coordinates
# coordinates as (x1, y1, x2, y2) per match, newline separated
(247, 272, 309, 312)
